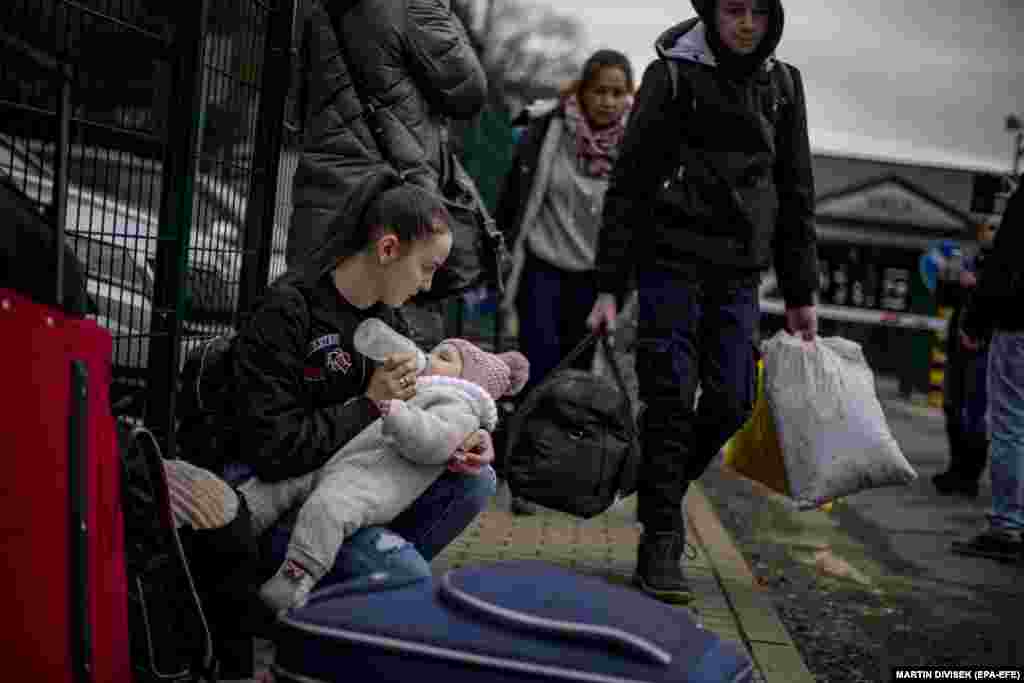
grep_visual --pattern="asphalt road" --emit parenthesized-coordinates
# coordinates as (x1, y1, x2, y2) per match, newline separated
(839, 375, 1020, 594)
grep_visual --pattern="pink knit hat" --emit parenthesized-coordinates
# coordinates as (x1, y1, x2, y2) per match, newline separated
(443, 339, 530, 400)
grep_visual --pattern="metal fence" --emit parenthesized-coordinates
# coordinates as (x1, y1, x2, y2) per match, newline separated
(1, 0, 298, 453)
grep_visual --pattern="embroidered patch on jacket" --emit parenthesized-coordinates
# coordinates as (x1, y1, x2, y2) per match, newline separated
(308, 334, 341, 355)
(325, 348, 353, 374)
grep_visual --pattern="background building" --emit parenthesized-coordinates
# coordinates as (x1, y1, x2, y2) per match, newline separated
(761, 151, 1010, 397)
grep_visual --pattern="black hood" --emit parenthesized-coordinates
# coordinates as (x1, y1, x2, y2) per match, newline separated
(689, 0, 784, 80)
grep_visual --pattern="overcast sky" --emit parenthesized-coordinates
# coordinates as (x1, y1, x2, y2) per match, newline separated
(545, 0, 1023, 173)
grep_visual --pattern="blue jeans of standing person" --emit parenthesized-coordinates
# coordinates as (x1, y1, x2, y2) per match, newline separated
(634, 267, 759, 534)
(516, 252, 599, 397)
(941, 305, 990, 484)
(986, 331, 1024, 533)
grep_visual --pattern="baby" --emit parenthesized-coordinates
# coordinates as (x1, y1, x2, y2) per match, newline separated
(240, 335, 529, 611)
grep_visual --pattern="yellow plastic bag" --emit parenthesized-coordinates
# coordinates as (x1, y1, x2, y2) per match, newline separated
(721, 361, 835, 513)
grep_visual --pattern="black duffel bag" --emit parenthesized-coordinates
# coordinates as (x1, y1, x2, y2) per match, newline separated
(504, 333, 640, 519)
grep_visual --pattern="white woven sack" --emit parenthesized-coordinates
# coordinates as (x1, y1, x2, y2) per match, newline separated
(761, 331, 917, 510)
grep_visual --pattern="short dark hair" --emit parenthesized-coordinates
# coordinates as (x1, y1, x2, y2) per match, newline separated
(362, 183, 451, 248)
(578, 49, 634, 95)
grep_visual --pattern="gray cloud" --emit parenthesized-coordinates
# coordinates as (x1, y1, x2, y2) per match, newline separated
(551, 0, 1023, 171)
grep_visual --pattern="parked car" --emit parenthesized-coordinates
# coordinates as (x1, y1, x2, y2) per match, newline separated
(0, 133, 264, 371)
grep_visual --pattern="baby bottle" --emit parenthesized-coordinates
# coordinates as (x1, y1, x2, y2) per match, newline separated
(353, 318, 428, 374)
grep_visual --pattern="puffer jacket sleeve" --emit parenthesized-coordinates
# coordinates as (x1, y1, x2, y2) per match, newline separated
(771, 64, 819, 308)
(404, 0, 487, 120)
(233, 286, 382, 482)
(595, 60, 683, 298)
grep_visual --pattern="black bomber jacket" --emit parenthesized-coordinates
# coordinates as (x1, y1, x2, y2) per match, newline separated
(230, 271, 408, 482)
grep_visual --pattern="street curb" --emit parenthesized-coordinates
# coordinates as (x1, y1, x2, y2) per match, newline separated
(688, 484, 816, 683)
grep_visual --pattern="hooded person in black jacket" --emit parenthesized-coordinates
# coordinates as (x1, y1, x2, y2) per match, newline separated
(587, 0, 819, 603)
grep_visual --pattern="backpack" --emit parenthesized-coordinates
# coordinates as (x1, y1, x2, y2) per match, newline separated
(176, 333, 238, 472)
(504, 333, 641, 519)
(175, 285, 316, 471)
(118, 420, 215, 682)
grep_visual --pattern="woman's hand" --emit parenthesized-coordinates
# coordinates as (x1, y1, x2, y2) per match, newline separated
(365, 353, 420, 402)
(448, 429, 494, 475)
(587, 293, 618, 333)
(785, 305, 818, 341)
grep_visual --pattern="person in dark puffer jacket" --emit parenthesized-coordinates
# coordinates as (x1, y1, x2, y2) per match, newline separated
(587, 0, 819, 603)
(285, 0, 488, 269)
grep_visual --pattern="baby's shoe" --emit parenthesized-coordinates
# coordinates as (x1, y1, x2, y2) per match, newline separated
(259, 558, 317, 613)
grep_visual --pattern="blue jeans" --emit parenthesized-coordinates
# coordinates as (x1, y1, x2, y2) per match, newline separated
(986, 331, 1024, 532)
(224, 463, 497, 585)
(634, 267, 759, 533)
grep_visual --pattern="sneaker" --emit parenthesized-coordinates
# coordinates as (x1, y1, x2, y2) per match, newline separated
(259, 559, 317, 613)
(951, 529, 1023, 563)
(931, 471, 979, 499)
(633, 532, 694, 604)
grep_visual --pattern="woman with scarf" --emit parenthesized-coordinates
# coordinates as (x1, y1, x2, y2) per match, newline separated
(496, 50, 634, 396)
(493, 50, 633, 515)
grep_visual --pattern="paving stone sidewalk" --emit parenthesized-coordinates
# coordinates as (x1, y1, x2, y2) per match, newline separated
(430, 483, 815, 683)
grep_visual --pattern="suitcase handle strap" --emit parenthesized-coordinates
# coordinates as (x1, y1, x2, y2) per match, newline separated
(438, 571, 672, 666)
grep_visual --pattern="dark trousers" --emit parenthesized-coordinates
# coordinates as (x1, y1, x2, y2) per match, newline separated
(635, 267, 759, 534)
(515, 252, 598, 396)
(943, 306, 990, 483)
(179, 499, 272, 679)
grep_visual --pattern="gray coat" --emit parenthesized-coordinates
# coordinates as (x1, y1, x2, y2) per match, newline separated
(287, 0, 488, 267)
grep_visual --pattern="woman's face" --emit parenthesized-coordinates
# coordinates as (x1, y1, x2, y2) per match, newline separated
(580, 66, 631, 129)
(378, 222, 453, 307)
(715, 0, 770, 55)
(427, 342, 463, 378)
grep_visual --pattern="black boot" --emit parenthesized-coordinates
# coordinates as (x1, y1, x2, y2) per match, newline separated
(931, 471, 980, 499)
(633, 531, 693, 604)
(933, 423, 979, 498)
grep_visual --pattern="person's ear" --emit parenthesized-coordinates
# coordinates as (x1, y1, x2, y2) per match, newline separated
(376, 233, 402, 264)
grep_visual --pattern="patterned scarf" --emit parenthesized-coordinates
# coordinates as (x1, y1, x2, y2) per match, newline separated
(562, 93, 630, 179)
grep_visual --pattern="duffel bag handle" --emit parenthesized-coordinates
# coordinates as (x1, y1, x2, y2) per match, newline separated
(546, 332, 636, 434)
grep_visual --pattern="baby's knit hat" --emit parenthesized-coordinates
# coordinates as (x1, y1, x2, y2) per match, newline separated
(443, 339, 530, 400)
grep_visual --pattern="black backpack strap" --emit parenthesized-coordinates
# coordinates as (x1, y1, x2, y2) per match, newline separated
(665, 57, 681, 102)
(773, 60, 795, 109)
(286, 0, 312, 136)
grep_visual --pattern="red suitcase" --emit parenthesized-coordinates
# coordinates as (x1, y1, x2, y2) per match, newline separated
(0, 288, 131, 682)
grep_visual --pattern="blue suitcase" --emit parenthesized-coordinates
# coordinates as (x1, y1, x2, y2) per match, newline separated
(273, 560, 754, 682)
